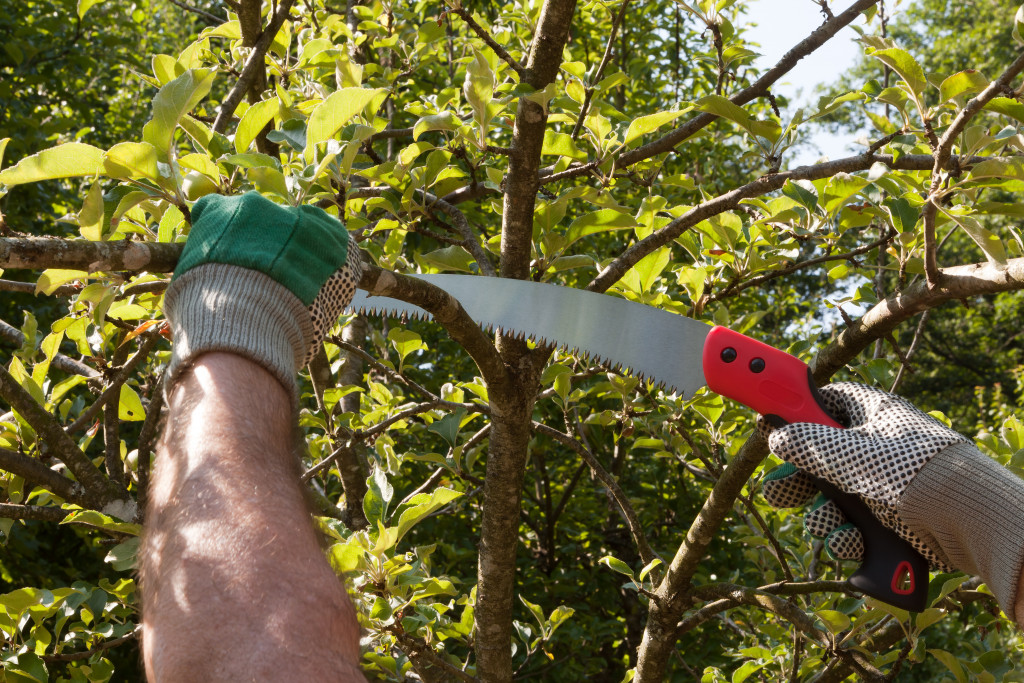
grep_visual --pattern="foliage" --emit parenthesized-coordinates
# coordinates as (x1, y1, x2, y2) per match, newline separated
(1, 0, 1024, 681)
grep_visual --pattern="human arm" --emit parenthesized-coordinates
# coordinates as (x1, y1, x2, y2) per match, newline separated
(141, 353, 365, 681)
(760, 383, 1024, 621)
(140, 192, 366, 680)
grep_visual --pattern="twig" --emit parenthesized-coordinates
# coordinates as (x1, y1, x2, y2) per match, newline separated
(348, 187, 497, 276)
(212, 0, 297, 133)
(0, 317, 99, 379)
(921, 49, 1024, 289)
(166, 0, 222, 23)
(0, 503, 71, 522)
(42, 626, 141, 663)
(889, 310, 929, 393)
(0, 278, 79, 297)
(0, 364, 121, 506)
(66, 333, 161, 433)
(451, 7, 526, 80)
(571, 0, 633, 139)
(533, 421, 660, 569)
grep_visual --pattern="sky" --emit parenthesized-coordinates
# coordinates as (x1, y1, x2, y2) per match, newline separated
(740, 0, 870, 166)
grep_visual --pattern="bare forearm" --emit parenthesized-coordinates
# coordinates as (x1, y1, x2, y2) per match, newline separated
(141, 353, 364, 681)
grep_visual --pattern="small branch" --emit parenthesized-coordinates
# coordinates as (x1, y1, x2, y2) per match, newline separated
(0, 317, 99, 379)
(890, 311, 930, 393)
(533, 421, 660, 569)
(42, 626, 141, 663)
(571, 0, 633, 138)
(66, 333, 161, 434)
(349, 187, 497, 276)
(212, 0, 298, 133)
(0, 447, 87, 505)
(618, 0, 882, 168)
(0, 278, 79, 297)
(166, 0, 222, 23)
(0, 365, 121, 506)
(921, 49, 1024, 289)
(451, 7, 526, 80)
(0, 502, 71, 522)
(136, 375, 164, 512)
(707, 227, 896, 305)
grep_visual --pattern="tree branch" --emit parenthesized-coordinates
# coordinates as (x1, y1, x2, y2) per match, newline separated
(0, 317, 99, 379)
(0, 502, 72, 522)
(0, 447, 87, 506)
(921, 49, 1024, 288)
(451, 7, 526, 80)
(533, 421, 659, 568)
(0, 365, 123, 507)
(617, 0, 881, 168)
(212, 0, 297, 133)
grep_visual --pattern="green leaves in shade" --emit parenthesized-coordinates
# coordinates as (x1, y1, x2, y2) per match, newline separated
(142, 69, 216, 157)
(305, 87, 387, 151)
(0, 143, 104, 186)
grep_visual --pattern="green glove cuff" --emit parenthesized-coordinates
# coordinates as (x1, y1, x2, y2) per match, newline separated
(899, 441, 1024, 619)
(175, 192, 350, 306)
(163, 263, 312, 402)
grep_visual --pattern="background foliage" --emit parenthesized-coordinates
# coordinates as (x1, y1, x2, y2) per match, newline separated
(2, 0, 1024, 680)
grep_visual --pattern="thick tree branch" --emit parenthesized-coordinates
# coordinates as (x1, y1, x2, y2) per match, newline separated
(212, 0, 297, 133)
(0, 237, 183, 273)
(617, 0, 881, 168)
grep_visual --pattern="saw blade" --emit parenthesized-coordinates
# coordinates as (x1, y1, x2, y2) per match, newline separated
(347, 274, 711, 397)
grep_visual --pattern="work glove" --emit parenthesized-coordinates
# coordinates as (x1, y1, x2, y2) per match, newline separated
(759, 382, 1024, 616)
(163, 192, 362, 402)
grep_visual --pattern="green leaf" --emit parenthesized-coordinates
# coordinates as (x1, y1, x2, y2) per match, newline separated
(823, 173, 868, 214)
(79, 182, 105, 241)
(814, 609, 851, 634)
(542, 130, 586, 159)
(984, 96, 1024, 123)
(62, 509, 141, 535)
(782, 179, 818, 212)
(305, 87, 387, 151)
(413, 112, 460, 141)
(695, 95, 753, 131)
(394, 487, 463, 544)
(234, 98, 281, 153)
(77, 0, 106, 19)
(118, 384, 145, 421)
(599, 555, 634, 577)
(947, 212, 1006, 265)
(939, 70, 990, 103)
(565, 209, 636, 245)
(364, 466, 393, 524)
(104, 537, 140, 571)
(464, 47, 494, 146)
(927, 649, 967, 683)
(0, 143, 104, 186)
(623, 109, 687, 146)
(866, 47, 927, 98)
(731, 661, 764, 683)
(103, 141, 160, 181)
(427, 408, 467, 447)
(417, 246, 477, 273)
(35, 269, 85, 296)
(142, 69, 217, 157)
(882, 196, 918, 233)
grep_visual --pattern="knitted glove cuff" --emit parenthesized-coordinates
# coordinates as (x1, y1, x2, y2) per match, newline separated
(899, 441, 1024, 617)
(163, 263, 313, 403)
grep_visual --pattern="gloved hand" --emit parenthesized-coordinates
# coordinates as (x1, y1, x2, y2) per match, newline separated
(760, 382, 1024, 616)
(163, 192, 362, 402)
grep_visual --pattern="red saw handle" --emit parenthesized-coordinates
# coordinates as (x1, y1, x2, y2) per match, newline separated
(702, 326, 929, 612)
